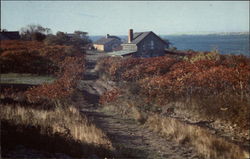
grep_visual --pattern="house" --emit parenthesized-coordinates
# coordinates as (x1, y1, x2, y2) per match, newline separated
(0, 31, 20, 40)
(93, 34, 122, 52)
(109, 29, 169, 57)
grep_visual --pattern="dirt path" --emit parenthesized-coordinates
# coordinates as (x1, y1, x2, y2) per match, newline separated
(81, 107, 200, 159)
(78, 54, 201, 159)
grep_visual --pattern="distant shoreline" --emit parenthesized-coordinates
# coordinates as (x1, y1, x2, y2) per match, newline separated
(163, 32, 250, 36)
(90, 32, 250, 37)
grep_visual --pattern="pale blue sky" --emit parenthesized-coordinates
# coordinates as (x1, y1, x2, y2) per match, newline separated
(1, 1, 249, 35)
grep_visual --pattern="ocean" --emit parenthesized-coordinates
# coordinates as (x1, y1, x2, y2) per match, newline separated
(164, 34, 250, 56)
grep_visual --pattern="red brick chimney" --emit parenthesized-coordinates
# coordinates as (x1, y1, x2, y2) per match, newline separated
(128, 29, 133, 43)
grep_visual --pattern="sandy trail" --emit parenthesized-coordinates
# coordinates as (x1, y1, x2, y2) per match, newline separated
(77, 53, 201, 159)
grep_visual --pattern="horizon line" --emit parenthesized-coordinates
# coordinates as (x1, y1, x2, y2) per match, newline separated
(90, 31, 250, 36)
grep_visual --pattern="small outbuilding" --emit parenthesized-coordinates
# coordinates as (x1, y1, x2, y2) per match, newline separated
(0, 31, 20, 40)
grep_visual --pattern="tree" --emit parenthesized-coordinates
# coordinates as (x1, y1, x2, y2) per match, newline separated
(69, 31, 92, 49)
(44, 32, 70, 45)
(20, 24, 51, 41)
(44, 30, 92, 53)
(31, 32, 46, 41)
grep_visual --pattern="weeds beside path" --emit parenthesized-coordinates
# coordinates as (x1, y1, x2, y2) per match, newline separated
(78, 54, 201, 159)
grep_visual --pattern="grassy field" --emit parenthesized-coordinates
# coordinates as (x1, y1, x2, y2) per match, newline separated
(0, 73, 55, 85)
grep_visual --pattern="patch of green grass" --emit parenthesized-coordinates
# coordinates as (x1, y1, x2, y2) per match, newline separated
(0, 73, 55, 85)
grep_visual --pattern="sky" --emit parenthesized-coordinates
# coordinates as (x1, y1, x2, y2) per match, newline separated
(1, 1, 249, 35)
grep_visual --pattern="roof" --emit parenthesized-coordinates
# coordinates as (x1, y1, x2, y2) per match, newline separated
(0, 31, 20, 40)
(124, 31, 168, 45)
(131, 32, 151, 44)
(107, 50, 136, 57)
(94, 36, 120, 45)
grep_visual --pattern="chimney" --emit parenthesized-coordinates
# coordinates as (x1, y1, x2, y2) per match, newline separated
(128, 29, 133, 43)
(106, 34, 110, 38)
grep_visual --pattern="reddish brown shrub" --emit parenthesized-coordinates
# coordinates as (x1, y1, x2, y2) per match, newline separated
(1, 40, 85, 103)
(99, 89, 121, 105)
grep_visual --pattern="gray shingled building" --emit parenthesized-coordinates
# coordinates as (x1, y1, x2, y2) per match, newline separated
(93, 34, 122, 52)
(109, 29, 169, 57)
(0, 31, 20, 40)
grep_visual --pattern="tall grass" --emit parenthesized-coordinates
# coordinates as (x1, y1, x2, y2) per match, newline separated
(100, 94, 249, 159)
(146, 114, 249, 159)
(0, 103, 114, 157)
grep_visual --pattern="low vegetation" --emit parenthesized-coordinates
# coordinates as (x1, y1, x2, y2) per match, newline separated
(0, 40, 114, 158)
(0, 73, 55, 85)
(146, 114, 248, 159)
(96, 51, 250, 159)
(1, 33, 249, 158)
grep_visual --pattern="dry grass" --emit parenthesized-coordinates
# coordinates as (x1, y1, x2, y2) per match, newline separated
(146, 114, 249, 159)
(0, 104, 112, 149)
(161, 97, 250, 142)
(101, 92, 249, 159)
(0, 85, 114, 157)
(0, 102, 114, 158)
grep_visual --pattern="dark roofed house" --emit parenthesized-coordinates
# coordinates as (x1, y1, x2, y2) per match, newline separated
(93, 34, 122, 52)
(109, 29, 168, 57)
(0, 31, 20, 40)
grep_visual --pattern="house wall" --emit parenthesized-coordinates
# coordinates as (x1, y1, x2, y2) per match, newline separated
(104, 39, 121, 52)
(135, 33, 166, 57)
(121, 44, 137, 51)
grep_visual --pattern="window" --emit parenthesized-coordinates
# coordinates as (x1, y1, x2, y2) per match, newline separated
(150, 40, 154, 49)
